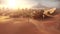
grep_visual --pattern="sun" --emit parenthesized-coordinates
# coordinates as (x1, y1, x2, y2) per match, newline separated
(6, 0, 17, 9)
(5, 0, 31, 9)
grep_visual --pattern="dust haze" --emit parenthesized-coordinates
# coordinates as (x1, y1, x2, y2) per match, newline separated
(0, 0, 60, 34)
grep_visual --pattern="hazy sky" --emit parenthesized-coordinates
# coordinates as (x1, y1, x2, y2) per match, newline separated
(28, 0, 60, 8)
(0, 0, 60, 8)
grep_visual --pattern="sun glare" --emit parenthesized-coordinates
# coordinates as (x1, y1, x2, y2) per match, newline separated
(3, 0, 31, 9)
(6, 0, 17, 8)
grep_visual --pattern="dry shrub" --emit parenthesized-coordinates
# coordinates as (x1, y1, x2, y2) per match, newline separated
(30, 10, 44, 19)
(9, 12, 22, 18)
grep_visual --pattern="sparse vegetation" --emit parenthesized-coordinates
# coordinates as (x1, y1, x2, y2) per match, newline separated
(0, 8, 56, 19)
